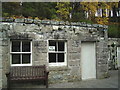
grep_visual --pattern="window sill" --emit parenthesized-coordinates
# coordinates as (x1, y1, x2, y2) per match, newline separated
(11, 64, 32, 66)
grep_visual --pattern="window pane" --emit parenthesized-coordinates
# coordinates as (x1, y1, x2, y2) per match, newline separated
(12, 54, 21, 64)
(49, 53, 56, 63)
(58, 53, 64, 62)
(22, 41, 30, 52)
(22, 54, 30, 64)
(12, 41, 20, 52)
(58, 41, 64, 51)
(49, 41, 57, 51)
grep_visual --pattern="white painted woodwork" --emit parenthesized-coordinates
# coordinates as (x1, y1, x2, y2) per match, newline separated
(81, 42, 96, 80)
(117, 47, 120, 67)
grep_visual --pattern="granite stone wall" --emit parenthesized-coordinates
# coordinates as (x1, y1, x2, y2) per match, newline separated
(0, 18, 109, 88)
(0, 32, 3, 89)
(108, 38, 120, 69)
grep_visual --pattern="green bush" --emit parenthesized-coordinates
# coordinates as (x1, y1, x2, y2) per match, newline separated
(108, 24, 120, 38)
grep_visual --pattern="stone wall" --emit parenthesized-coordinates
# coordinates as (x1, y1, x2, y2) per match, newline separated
(108, 38, 120, 69)
(96, 39, 109, 78)
(0, 31, 3, 89)
(0, 18, 109, 88)
(0, 2, 2, 89)
(0, 23, 11, 89)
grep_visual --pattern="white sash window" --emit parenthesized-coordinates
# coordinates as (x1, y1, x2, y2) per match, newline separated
(48, 40, 67, 66)
(10, 40, 32, 66)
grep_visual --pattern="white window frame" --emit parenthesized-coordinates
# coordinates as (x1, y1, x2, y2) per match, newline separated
(117, 47, 120, 67)
(10, 40, 32, 66)
(48, 40, 67, 66)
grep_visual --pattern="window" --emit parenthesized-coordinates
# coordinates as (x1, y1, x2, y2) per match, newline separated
(10, 40, 32, 66)
(48, 40, 67, 66)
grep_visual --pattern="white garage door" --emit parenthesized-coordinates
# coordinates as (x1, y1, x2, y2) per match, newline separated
(81, 42, 96, 80)
(117, 47, 120, 67)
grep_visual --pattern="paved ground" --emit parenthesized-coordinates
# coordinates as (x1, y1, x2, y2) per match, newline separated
(11, 70, 118, 89)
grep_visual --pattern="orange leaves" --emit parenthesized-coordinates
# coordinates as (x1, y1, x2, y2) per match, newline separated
(95, 17, 109, 25)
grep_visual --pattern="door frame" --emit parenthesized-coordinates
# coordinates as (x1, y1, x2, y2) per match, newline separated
(117, 46, 120, 67)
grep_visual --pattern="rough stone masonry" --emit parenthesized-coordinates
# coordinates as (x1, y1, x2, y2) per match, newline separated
(0, 18, 109, 88)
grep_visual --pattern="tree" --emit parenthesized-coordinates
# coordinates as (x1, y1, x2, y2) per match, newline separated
(22, 2, 57, 19)
(80, 2, 98, 21)
(2, 2, 21, 17)
(56, 2, 72, 21)
(2, 2, 57, 20)
(80, 2, 119, 25)
(70, 2, 85, 22)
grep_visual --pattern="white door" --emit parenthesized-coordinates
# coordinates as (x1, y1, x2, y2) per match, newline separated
(117, 47, 120, 67)
(81, 42, 96, 80)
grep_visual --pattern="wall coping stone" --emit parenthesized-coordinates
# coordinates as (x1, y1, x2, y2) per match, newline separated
(1, 17, 108, 29)
(108, 38, 120, 41)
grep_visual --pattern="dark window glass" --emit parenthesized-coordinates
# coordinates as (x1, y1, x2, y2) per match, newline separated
(49, 53, 56, 63)
(58, 41, 64, 51)
(12, 41, 20, 52)
(12, 54, 21, 64)
(49, 40, 65, 64)
(22, 41, 30, 52)
(22, 54, 30, 64)
(49, 41, 57, 51)
(58, 53, 64, 62)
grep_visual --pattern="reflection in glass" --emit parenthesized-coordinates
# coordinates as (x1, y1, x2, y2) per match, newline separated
(49, 53, 56, 63)
(22, 41, 30, 52)
(22, 54, 30, 64)
(12, 41, 20, 52)
(58, 41, 64, 51)
(12, 54, 20, 64)
(58, 53, 64, 62)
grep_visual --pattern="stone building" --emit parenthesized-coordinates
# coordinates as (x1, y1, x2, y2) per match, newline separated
(108, 38, 120, 69)
(0, 18, 109, 89)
